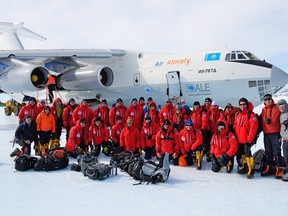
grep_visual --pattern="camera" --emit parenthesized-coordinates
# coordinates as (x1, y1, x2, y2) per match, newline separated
(265, 118, 271, 124)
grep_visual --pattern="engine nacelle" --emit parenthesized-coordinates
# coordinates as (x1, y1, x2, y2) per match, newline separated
(59, 65, 114, 90)
(0, 65, 49, 93)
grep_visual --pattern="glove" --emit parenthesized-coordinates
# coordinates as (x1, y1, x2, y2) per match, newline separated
(50, 133, 56, 140)
(217, 153, 228, 166)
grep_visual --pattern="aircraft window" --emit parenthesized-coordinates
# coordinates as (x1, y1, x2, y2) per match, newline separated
(264, 80, 270, 85)
(244, 52, 259, 60)
(237, 53, 247, 60)
(265, 86, 271, 90)
(259, 92, 265, 97)
(257, 80, 264, 86)
(258, 87, 264, 92)
(225, 54, 230, 61)
(248, 81, 257, 87)
(231, 53, 236, 60)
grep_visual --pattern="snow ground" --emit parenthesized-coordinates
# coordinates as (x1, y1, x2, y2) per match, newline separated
(0, 98, 287, 216)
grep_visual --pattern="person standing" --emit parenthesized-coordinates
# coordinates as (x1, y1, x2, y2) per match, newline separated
(125, 98, 143, 130)
(93, 99, 110, 127)
(73, 99, 93, 131)
(18, 97, 41, 124)
(46, 74, 57, 104)
(36, 106, 56, 155)
(261, 94, 283, 179)
(234, 98, 258, 179)
(63, 98, 78, 141)
(109, 98, 126, 127)
(50, 98, 65, 148)
(276, 99, 288, 181)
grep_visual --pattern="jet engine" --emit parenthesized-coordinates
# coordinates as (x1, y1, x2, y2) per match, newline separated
(59, 65, 114, 90)
(0, 65, 49, 93)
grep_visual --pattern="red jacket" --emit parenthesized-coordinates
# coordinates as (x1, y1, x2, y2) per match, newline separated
(210, 123, 238, 158)
(120, 125, 140, 152)
(172, 112, 189, 131)
(144, 106, 159, 124)
(50, 98, 65, 123)
(140, 121, 160, 149)
(261, 100, 280, 134)
(156, 125, 179, 155)
(111, 122, 124, 144)
(159, 104, 175, 125)
(18, 102, 42, 123)
(234, 102, 258, 144)
(125, 103, 143, 130)
(73, 102, 93, 128)
(93, 104, 110, 127)
(209, 106, 224, 134)
(218, 106, 237, 130)
(179, 127, 203, 154)
(63, 103, 78, 128)
(89, 122, 109, 145)
(190, 106, 210, 130)
(109, 104, 126, 127)
(65, 121, 89, 152)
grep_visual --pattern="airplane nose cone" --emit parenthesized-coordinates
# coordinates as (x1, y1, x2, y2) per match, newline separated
(271, 65, 288, 88)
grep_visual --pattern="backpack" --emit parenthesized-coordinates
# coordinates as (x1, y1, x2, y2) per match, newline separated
(253, 149, 266, 172)
(34, 147, 69, 171)
(248, 112, 262, 145)
(86, 163, 112, 180)
(15, 155, 38, 171)
(77, 152, 99, 176)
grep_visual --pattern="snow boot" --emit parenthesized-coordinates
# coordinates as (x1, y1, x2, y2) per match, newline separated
(226, 159, 234, 173)
(10, 148, 22, 157)
(246, 157, 254, 179)
(261, 165, 276, 176)
(275, 167, 284, 179)
(238, 155, 248, 174)
(196, 150, 203, 170)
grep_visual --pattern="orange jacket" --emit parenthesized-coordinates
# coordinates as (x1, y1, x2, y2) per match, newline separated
(89, 122, 109, 145)
(179, 127, 203, 153)
(156, 125, 179, 155)
(234, 102, 258, 144)
(120, 125, 140, 152)
(36, 110, 56, 133)
(46, 75, 56, 86)
(210, 126, 238, 158)
(261, 100, 280, 134)
(140, 121, 160, 149)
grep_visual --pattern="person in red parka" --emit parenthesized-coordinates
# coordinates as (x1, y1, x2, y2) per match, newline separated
(88, 117, 110, 156)
(140, 115, 160, 160)
(210, 121, 238, 173)
(93, 99, 110, 127)
(209, 101, 224, 134)
(63, 98, 78, 141)
(156, 119, 179, 166)
(172, 104, 189, 131)
(260, 94, 284, 179)
(144, 101, 159, 124)
(120, 117, 140, 154)
(178, 120, 203, 169)
(18, 97, 42, 124)
(73, 99, 93, 131)
(125, 98, 143, 130)
(218, 103, 238, 132)
(109, 98, 126, 127)
(65, 118, 89, 158)
(234, 97, 258, 179)
(111, 116, 124, 150)
(159, 98, 175, 125)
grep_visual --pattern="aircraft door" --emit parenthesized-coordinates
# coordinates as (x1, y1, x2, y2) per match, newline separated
(166, 71, 182, 98)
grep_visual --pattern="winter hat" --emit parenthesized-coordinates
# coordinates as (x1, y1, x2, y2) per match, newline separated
(212, 101, 218, 106)
(80, 118, 86, 124)
(163, 120, 170, 125)
(185, 120, 193, 126)
(193, 101, 200, 106)
(263, 94, 272, 101)
(239, 97, 248, 105)
(145, 115, 152, 120)
(217, 121, 225, 127)
(116, 98, 123, 103)
(101, 99, 107, 103)
(277, 99, 287, 107)
(225, 103, 232, 108)
(175, 104, 182, 110)
(205, 97, 212, 103)
(165, 97, 172, 103)
(40, 99, 45, 104)
(180, 99, 185, 104)
(132, 98, 137, 102)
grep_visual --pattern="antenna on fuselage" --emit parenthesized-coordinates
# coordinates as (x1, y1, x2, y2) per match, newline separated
(0, 22, 46, 50)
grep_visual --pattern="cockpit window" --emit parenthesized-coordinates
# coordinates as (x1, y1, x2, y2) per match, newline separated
(225, 50, 260, 61)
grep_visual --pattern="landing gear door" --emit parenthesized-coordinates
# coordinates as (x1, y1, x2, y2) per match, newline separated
(166, 71, 182, 98)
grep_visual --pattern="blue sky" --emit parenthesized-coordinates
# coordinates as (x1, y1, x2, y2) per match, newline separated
(0, 0, 287, 71)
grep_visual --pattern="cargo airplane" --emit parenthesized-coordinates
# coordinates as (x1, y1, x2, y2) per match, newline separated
(0, 22, 287, 107)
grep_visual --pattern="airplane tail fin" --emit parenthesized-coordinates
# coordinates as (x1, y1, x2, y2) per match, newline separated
(0, 22, 46, 50)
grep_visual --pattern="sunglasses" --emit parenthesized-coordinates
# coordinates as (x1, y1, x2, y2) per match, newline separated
(218, 126, 225, 129)
(186, 125, 192, 127)
(264, 98, 272, 101)
(239, 103, 247, 106)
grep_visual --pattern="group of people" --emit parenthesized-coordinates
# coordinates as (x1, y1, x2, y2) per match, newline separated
(9, 93, 288, 181)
